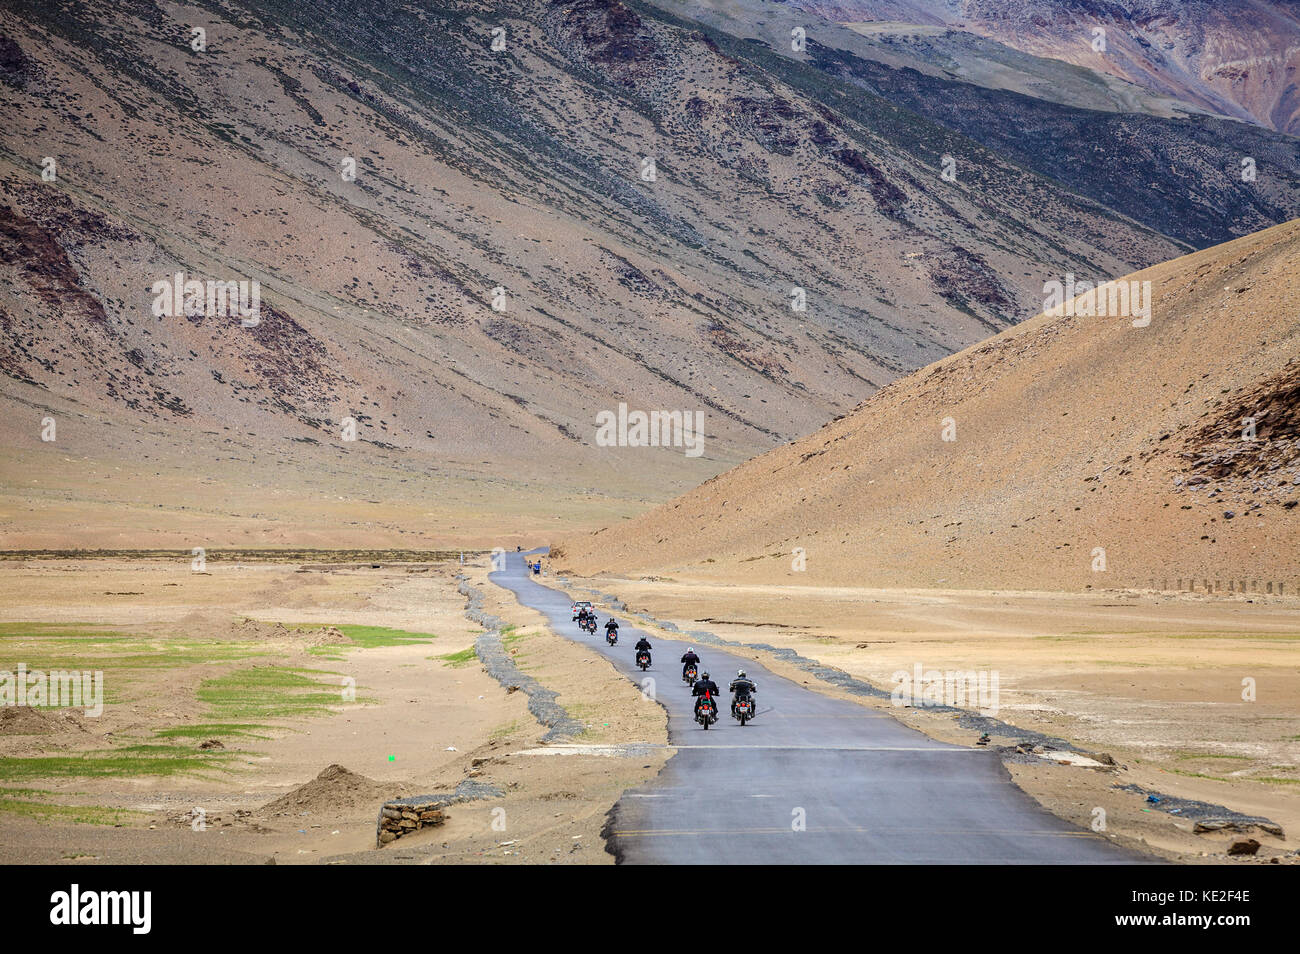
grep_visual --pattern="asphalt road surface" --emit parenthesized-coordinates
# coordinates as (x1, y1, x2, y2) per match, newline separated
(490, 551, 1148, 864)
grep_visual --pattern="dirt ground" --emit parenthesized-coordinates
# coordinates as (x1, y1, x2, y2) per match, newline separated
(0, 557, 664, 864)
(5, 554, 1294, 865)
(558, 574, 1300, 864)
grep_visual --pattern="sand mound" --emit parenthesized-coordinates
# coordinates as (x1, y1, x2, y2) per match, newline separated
(305, 626, 351, 647)
(0, 707, 92, 736)
(557, 220, 1300, 590)
(258, 764, 402, 816)
(0, 706, 55, 735)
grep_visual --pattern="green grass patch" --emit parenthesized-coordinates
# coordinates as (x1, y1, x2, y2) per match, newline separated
(154, 723, 274, 741)
(302, 623, 437, 657)
(0, 746, 238, 781)
(197, 666, 346, 720)
(437, 648, 478, 668)
(0, 796, 148, 826)
(0, 623, 271, 675)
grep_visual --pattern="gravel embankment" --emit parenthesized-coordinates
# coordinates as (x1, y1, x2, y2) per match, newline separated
(458, 578, 583, 741)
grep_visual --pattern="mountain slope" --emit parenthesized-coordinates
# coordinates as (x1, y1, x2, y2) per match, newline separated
(0, 0, 1209, 545)
(785, 0, 1300, 135)
(659, 0, 1300, 249)
(555, 219, 1300, 589)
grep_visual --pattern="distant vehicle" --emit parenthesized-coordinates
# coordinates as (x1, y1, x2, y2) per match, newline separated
(572, 601, 592, 621)
(683, 663, 697, 685)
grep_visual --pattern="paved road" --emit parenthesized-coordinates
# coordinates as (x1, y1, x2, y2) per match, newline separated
(490, 551, 1148, 864)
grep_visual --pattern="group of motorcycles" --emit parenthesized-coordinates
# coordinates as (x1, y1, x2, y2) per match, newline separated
(572, 605, 756, 729)
(685, 660, 753, 729)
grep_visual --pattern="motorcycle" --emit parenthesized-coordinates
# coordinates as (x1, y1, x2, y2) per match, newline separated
(733, 692, 754, 726)
(682, 664, 697, 686)
(695, 691, 717, 730)
(636, 649, 651, 670)
(606, 629, 618, 645)
(583, 617, 597, 635)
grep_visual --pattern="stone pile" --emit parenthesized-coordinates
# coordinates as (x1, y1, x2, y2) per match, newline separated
(377, 796, 447, 846)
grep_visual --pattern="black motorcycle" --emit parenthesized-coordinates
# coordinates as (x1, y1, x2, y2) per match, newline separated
(605, 627, 617, 645)
(733, 691, 755, 726)
(636, 649, 651, 670)
(682, 664, 697, 686)
(695, 691, 718, 730)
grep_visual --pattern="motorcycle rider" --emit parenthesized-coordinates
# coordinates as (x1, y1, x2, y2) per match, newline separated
(633, 634, 652, 665)
(576, 606, 590, 626)
(692, 670, 720, 721)
(680, 647, 701, 680)
(729, 668, 757, 716)
(605, 617, 620, 640)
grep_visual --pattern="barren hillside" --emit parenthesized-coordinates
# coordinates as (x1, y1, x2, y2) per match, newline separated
(2, 0, 1296, 547)
(556, 219, 1300, 589)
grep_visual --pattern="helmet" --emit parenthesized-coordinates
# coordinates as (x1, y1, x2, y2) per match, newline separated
(702, 671, 710, 679)
(737, 669, 746, 678)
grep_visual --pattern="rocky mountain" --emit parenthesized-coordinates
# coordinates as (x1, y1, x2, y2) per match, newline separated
(0, 0, 1297, 546)
(782, 0, 1300, 135)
